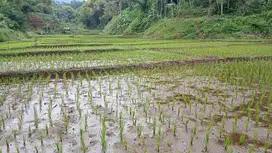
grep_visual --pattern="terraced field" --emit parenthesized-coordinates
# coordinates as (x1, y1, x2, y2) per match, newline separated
(0, 35, 272, 153)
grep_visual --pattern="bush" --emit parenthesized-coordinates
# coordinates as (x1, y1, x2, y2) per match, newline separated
(0, 28, 27, 42)
(103, 8, 152, 35)
(0, 5, 26, 30)
(33, 3, 52, 14)
(103, 9, 141, 35)
(124, 14, 153, 35)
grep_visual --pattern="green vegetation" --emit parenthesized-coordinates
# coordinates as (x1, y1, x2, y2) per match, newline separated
(0, 30, 272, 153)
(103, 0, 272, 39)
(0, 28, 28, 42)
(1, 0, 271, 41)
(101, 116, 107, 153)
(144, 11, 272, 39)
(0, 35, 271, 74)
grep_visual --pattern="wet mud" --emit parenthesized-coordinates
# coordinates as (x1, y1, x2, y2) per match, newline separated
(0, 65, 271, 153)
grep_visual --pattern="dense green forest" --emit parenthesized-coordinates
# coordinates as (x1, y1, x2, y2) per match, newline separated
(1, 1, 272, 153)
(0, 0, 271, 41)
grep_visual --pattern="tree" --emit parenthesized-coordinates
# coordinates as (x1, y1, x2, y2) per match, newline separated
(34, 3, 52, 14)
(220, 0, 224, 15)
(71, 0, 83, 9)
(55, 5, 76, 22)
(208, 0, 213, 16)
(78, 0, 104, 28)
(216, 0, 224, 15)
(0, 3, 26, 30)
(129, 0, 151, 13)
(0, 0, 7, 6)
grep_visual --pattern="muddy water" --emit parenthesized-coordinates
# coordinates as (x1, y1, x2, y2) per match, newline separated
(0, 70, 271, 153)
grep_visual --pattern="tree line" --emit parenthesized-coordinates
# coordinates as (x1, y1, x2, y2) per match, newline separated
(0, 0, 53, 30)
(0, 0, 271, 31)
(64, 0, 272, 29)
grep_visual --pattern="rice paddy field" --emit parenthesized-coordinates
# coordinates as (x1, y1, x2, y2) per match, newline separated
(0, 35, 272, 153)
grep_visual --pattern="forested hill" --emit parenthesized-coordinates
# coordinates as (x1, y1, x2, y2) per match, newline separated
(0, 0, 271, 41)
(102, 0, 272, 39)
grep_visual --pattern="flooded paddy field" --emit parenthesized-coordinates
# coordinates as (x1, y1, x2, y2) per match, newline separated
(0, 59, 272, 153)
(0, 36, 272, 153)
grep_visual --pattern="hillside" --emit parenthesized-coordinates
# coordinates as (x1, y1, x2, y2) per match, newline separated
(102, 10, 272, 39)
(0, 28, 28, 42)
(1, 0, 271, 41)
(102, 0, 272, 39)
(144, 11, 272, 39)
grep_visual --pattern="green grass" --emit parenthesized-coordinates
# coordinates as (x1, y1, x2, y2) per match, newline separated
(0, 50, 194, 72)
(0, 28, 28, 42)
(192, 59, 272, 87)
(0, 45, 127, 55)
(161, 44, 272, 57)
(36, 35, 148, 44)
(0, 35, 271, 73)
(1, 35, 270, 53)
(144, 11, 272, 39)
(0, 41, 34, 49)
